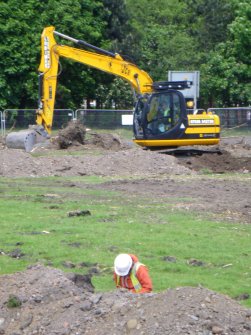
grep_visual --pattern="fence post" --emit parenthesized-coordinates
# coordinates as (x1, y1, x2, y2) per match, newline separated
(0, 111, 6, 137)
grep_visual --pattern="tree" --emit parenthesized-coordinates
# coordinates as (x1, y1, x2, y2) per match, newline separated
(201, 0, 251, 107)
(1, 0, 250, 112)
(0, 0, 107, 110)
(184, 0, 235, 52)
(229, 0, 251, 64)
(125, 0, 201, 80)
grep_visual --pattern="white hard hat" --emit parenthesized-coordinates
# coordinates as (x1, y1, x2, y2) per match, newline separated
(114, 254, 132, 276)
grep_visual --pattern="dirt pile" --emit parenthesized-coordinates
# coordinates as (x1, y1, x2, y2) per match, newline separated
(0, 146, 192, 178)
(179, 149, 251, 173)
(0, 264, 251, 335)
(52, 120, 129, 151)
(55, 121, 87, 149)
(87, 132, 126, 151)
(1, 133, 251, 176)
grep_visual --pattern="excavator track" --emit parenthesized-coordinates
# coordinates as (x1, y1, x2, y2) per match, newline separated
(148, 146, 222, 157)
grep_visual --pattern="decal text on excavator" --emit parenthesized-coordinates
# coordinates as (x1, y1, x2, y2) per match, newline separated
(190, 119, 215, 125)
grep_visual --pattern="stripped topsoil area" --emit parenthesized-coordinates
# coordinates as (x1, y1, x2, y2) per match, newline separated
(1, 134, 251, 224)
(0, 133, 251, 334)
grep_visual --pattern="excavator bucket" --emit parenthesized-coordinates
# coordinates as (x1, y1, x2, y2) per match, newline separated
(5, 126, 49, 152)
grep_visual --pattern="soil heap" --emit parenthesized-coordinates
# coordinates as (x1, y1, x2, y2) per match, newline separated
(0, 264, 251, 335)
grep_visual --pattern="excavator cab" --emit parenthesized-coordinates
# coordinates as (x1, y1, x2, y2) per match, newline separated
(133, 82, 220, 148)
(133, 90, 186, 139)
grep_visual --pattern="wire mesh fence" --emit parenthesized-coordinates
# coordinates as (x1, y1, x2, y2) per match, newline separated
(1, 109, 74, 137)
(208, 107, 251, 130)
(1, 107, 251, 139)
(75, 109, 133, 129)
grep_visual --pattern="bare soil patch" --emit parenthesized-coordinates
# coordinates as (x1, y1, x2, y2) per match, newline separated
(1, 134, 250, 223)
(0, 264, 251, 335)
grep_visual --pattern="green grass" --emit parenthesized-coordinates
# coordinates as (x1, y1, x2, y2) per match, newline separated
(0, 176, 251, 307)
(85, 127, 133, 139)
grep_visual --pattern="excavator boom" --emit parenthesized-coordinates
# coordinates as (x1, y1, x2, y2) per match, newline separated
(6, 26, 153, 151)
(37, 26, 153, 135)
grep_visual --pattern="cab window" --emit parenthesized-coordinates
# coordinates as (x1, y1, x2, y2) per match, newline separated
(146, 93, 173, 134)
(173, 93, 182, 124)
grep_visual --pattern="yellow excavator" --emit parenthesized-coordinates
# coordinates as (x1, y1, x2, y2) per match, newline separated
(6, 26, 220, 151)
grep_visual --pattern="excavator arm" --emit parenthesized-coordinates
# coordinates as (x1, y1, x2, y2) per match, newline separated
(37, 26, 153, 134)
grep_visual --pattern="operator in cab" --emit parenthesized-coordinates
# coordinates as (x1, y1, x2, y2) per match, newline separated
(146, 96, 172, 134)
(157, 99, 172, 132)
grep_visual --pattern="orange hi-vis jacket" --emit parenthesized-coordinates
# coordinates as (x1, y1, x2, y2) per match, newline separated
(113, 254, 152, 293)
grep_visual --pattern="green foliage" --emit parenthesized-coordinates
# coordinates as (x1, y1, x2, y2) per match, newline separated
(96, 78, 133, 109)
(184, 0, 235, 51)
(7, 295, 22, 308)
(0, 0, 107, 110)
(0, 0, 250, 111)
(201, 43, 248, 106)
(126, 0, 201, 79)
(229, 0, 251, 64)
(102, 0, 130, 47)
(200, 1, 251, 107)
(126, 0, 250, 107)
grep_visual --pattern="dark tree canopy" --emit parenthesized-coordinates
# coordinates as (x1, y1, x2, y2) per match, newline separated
(0, 0, 250, 110)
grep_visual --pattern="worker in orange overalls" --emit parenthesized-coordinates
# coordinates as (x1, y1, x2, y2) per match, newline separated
(113, 254, 152, 293)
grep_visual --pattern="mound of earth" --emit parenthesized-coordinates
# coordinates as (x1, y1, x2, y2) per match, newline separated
(1, 135, 251, 177)
(55, 121, 87, 149)
(53, 120, 129, 151)
(0, 146, 192, 178)
(178, 149, 251, 173)
(87, 132, 127, 151)
(0, 264, 251, 335)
